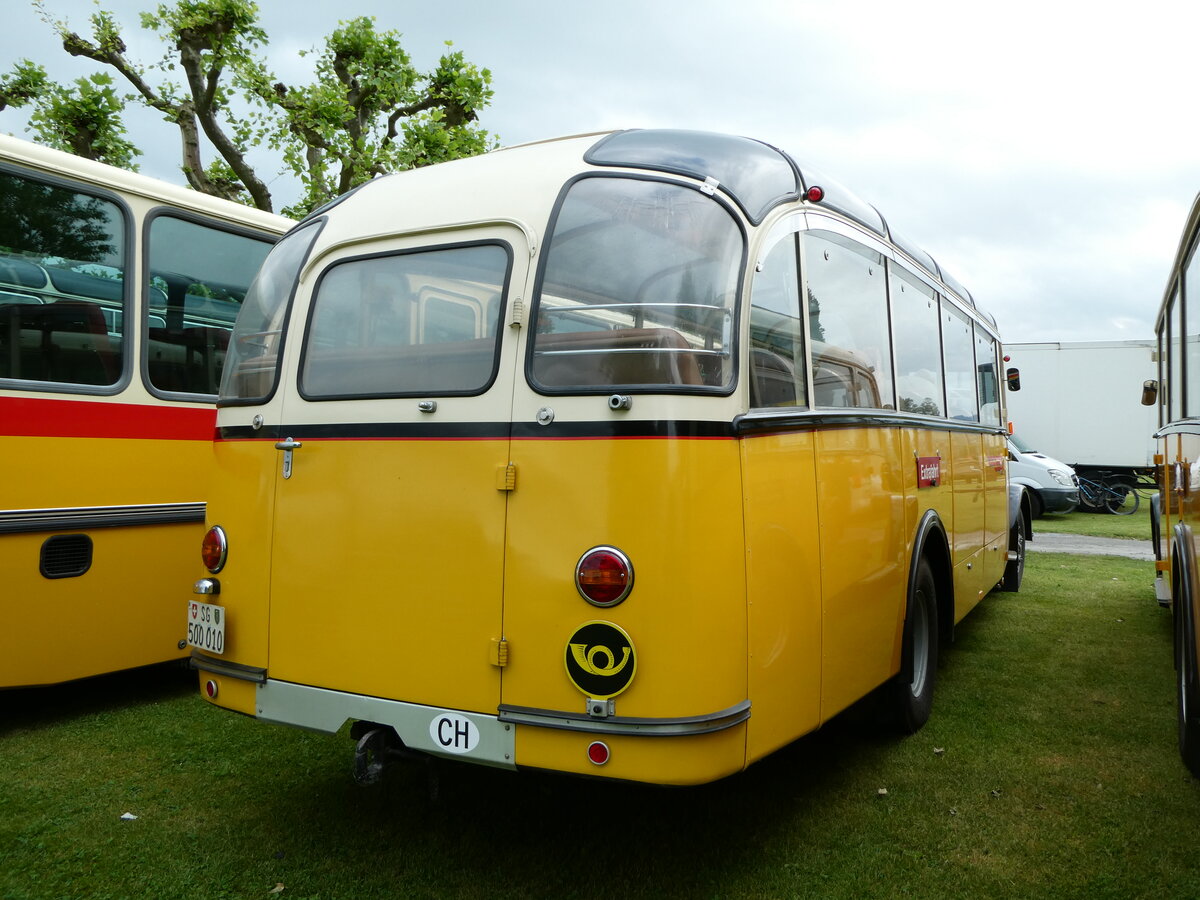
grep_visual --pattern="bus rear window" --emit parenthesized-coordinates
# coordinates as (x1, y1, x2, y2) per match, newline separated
(529, 177, 741, 393)
(299, 243, 510, 399)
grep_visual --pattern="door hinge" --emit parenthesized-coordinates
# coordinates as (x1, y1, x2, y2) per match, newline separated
(490, 638, 509, 668)
(509, 297, 524, 328)
(496, 462, 517, 491)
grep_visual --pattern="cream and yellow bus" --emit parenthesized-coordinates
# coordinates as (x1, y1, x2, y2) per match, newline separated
(1146, 190, 1200, 777)
(189, 129, 1028, 785)
(0, 135, 290, 688)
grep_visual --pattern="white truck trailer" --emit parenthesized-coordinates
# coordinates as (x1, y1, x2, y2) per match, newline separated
(1003, 340, 1158, 485)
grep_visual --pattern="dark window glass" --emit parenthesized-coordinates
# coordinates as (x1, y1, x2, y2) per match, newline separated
(0, 171, 125, 386)
(146, 216, 274, 396)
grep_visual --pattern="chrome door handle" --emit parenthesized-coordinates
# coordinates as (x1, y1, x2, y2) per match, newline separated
(275, 437, 301, 479)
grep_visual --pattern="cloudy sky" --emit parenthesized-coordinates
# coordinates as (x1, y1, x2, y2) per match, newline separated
(3, 0, 1197, 343)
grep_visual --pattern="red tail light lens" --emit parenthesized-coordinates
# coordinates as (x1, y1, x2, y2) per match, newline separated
(201, 526, 228, 574)
(575, 546, 633, 607)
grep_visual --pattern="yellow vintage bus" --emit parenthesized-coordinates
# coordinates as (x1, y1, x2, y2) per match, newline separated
(0, 135, 290, 688)
(1146, 190, 1200, 777)
(189, 129, 1028, 785)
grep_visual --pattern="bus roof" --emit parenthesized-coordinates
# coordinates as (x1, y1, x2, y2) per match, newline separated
(0, 134, 292, 234)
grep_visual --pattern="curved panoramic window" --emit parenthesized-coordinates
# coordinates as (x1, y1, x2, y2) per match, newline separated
(300, 242, 510, 399)
(529, 177, 742, 393)
(586, 130, 798, 224)
(221, 221, 321, 404)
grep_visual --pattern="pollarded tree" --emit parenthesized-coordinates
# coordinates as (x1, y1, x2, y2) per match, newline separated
(3, 0, 495, 216)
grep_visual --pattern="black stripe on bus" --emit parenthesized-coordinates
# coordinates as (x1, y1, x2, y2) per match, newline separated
(220, 420, 737, 442)
(219, 415, 1004, 442)
(0, 502, 206, 535)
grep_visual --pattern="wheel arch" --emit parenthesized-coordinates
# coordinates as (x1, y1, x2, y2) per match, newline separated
(902, 510, 953, 683)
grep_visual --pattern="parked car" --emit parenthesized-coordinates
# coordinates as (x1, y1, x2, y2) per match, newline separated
(1008, 434, 1079, 517)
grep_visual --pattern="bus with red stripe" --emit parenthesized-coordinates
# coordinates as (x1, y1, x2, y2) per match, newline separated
(0, 135, 290, 687)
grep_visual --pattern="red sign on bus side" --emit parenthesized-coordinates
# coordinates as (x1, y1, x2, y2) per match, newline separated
(917, 456, 941, 488)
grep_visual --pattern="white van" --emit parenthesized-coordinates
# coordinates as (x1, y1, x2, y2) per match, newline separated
(1008, 435, 1078, 517)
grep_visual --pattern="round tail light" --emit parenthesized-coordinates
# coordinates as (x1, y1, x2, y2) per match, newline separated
(575, 546, 633, 607)
(201, 526, 228, 574)
(587, 741, 610, 766)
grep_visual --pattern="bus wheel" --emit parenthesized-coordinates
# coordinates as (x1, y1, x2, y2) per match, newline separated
(997, 513, 1025, 593)
(888, 559, 939, 733)
(1177, 597, 1200, 778)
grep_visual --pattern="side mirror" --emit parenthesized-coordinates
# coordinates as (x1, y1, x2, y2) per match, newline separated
(1006, 367, 1021, 392)
(1141, 379, 1159, 406)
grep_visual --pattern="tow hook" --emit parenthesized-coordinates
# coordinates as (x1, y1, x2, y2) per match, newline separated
(351, 725, 402, 786)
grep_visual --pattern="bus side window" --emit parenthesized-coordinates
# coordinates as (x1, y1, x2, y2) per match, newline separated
(890, 263, 945, 416)
(0, 171, 126, 388)
(145, 215, 274, 397)
(943, 303, 978, 421)
(748, 233, 807, 408)
(803, 231, 894, 410)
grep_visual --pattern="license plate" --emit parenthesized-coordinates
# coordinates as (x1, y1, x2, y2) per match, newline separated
(187, 600, 225, 654)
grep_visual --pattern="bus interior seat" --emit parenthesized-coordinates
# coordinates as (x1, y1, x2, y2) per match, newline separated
(0, 299, 119, 384)
(751, 348, 799, 407)
(533, 328, 704, 387)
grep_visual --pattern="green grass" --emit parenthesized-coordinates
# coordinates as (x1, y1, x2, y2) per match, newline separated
(2, 553, 1197, 899)
(1036, 497, 1153, 541)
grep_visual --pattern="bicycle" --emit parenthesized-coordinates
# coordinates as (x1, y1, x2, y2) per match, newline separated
(1076, 473, 1140, 515)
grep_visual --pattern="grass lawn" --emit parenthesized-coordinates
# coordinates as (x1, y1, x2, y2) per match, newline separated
(2, 552, 1197, 899)
(1036, 497, 1153, 542)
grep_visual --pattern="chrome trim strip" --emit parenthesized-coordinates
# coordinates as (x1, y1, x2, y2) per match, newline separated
(0, 502, 205, 534)
(734, 408, 1007, 438)
(189, 652, 267, 684)
(497, 699, 751, 737)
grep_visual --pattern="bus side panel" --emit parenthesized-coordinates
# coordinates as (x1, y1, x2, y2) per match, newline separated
(816, 426, 909, 719)
(950, 431, 989, 619)
(982, 431, 1010, 593)
(195, 436, 282, 714)
(901, 424, 955, 629)
(741, 430, 823, 764)
(1, 431, 210, 687)
(2, 525, 195, 686)
(500, 436, 748, 782)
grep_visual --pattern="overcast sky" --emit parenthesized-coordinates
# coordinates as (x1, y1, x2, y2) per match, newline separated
(3, 0, 1197, 344)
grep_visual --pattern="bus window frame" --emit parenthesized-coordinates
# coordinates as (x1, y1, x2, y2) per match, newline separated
(526, 171, 747, 398)
(295, 237, 515, 402)
(0, 160, 134, 397)
(141, 205, 283, 404)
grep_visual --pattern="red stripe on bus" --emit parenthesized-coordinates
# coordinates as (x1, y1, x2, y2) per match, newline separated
(0, 395, 215, 440)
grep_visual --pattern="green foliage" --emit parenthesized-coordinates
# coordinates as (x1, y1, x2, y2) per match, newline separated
(2, 1, 496, 215)
(30, 73, 143, 170)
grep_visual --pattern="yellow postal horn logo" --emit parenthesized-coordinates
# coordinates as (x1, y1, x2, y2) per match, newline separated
(564, 621, 636, 699)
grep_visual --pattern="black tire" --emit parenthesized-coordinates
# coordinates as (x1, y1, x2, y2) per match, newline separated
(1177, 594, 1200, 778)
(887, 559, 939, 733)
(997, 512, 1025, 593)
(1105, 485, 1140, 516)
